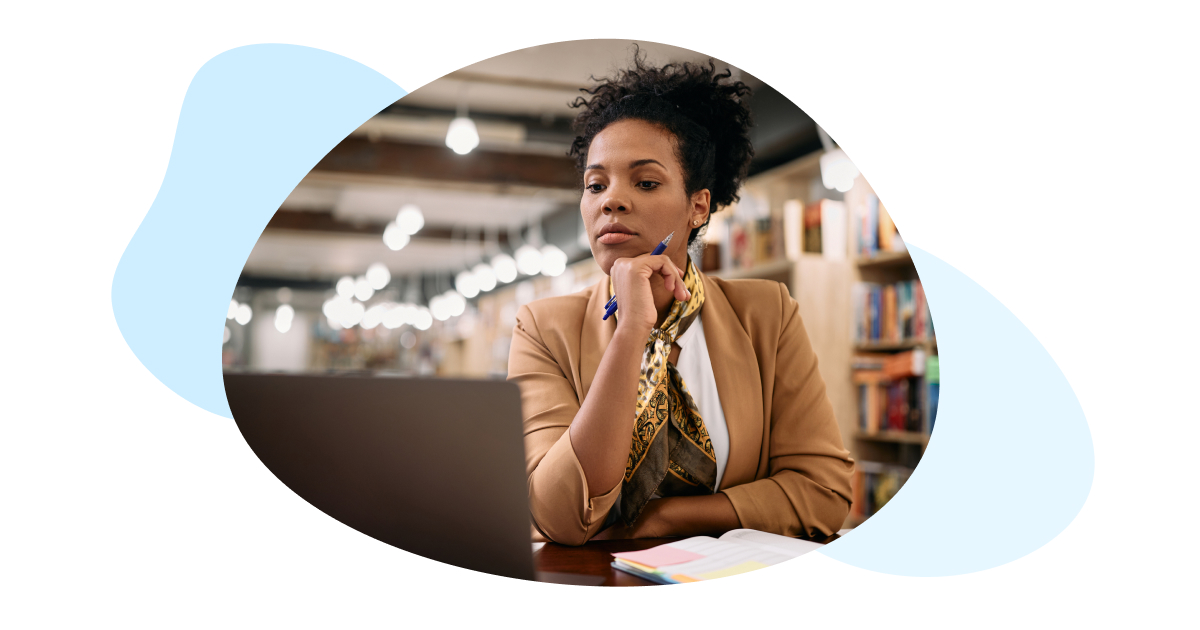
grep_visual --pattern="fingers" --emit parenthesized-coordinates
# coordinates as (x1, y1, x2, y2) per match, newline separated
(648, 255, 690, 302)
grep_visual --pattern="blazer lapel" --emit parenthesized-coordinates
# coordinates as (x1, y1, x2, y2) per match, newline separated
(579, 278, 616, 402)
(700, 274, 765, 490)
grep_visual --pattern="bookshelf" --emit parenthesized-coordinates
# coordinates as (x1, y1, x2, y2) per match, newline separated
(845, 177, 937, 528)
(706, 155, 936, 530)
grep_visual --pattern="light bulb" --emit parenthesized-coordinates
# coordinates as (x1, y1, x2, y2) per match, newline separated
(414, 306, 433, 331)
(472, 263, 496, 292)
(235, 303, 252, 325)
(444, 290, 466, 317)
(366, 263, 391, 290)
(431, 295, 450, 321)
(354, 276, 374, 302)
(383, 222, 411, 250)
(820, 148, 859, 193)
(338, 301, 365, 328)
(515, 244, 543, 276)
(336, 276, 355, 298)
(445, 117, 480, 155)
(274, 304, 294, 333)
(492, 254, 518, 284)
(396, 204, 425, 235)
(382, 303, 406, 329)
(456, 270, 479, 298)
(227, 299, 238, 320)
(540, 244, 567, 277)
(361, 304, 387, 330)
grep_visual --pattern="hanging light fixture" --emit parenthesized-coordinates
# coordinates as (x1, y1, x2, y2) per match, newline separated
(383, 222, 411, 250)
(445, 117, 480, 155)
(491, 253, 518, 284)
(817, 125, 859, 193)
(396, 204, 425, 235)
(515, 220, 543, 276)
(353, 276, 375, 302)
(336, 276, 356, 298)
(456, 270, 480, 298)
(540, 244, 567, 277)
(444, 289, 466, 317)
(274, 304, 295, 333)
(446, 89, 480, 155)
(472, 262, 497, 292)
(235, 303, 253, 325)
(366, 263, 391, 290)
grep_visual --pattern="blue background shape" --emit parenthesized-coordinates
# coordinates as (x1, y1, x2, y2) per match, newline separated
(111, 44, 405, 419)
(819, 245, 1095, 575)
(111, 45, 1093, 576)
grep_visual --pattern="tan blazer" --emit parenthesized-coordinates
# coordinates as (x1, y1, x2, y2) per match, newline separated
(508, 272, 854, 546)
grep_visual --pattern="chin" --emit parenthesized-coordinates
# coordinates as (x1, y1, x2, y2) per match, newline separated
(594, 251, 616, 276)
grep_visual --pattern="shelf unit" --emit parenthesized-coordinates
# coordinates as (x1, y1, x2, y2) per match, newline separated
(705, 155, 935, 530)
(844, 177, 937, 526)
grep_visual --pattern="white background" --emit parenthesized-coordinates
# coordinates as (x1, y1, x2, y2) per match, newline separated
(2, 1, 1196, 627)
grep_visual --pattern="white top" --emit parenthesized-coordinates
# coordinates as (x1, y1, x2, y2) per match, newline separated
(673, 312, 730, 490)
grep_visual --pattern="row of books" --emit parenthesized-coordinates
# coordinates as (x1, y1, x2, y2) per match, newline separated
(852, 280, 934, 345)
(853, 351, 939, 435)
(851, 461, 913, 522)
(786, 198, 847, 261)
(855, 192, 905, 259)
(705, 196, 855, 273)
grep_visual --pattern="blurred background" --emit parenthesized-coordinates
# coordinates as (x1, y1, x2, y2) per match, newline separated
(226, 40, 936, 529)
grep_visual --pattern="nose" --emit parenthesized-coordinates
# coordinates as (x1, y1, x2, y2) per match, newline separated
(601, 192, 629, 214)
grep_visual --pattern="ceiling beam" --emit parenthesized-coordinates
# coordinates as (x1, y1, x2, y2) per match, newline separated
(264, 209, 517, 246)
(313, 136, 580, 190)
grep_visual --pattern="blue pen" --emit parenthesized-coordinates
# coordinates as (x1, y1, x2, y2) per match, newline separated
(603, 231, 674, 320)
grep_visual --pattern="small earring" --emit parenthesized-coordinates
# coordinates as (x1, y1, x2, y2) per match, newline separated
(693, 220, 699, 226)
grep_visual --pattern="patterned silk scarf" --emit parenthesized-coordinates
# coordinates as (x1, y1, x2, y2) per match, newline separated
(609, 259, 717, 526)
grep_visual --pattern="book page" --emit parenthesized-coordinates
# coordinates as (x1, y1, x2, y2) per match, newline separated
(717, 529, 824, 558)
(651, 537, 794, 580)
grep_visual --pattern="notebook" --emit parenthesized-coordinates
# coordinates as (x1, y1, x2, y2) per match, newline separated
(611, 529, 825, 584)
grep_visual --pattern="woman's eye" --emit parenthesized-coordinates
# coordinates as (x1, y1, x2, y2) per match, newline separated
(637, 181, 660, 190)
(586, 183, 605, 193)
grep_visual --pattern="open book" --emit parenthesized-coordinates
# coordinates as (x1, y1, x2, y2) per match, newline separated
(611, 529, 825, 584)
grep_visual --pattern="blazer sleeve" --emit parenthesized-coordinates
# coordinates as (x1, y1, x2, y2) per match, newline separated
(508, 304, 622, 546)
(720, 283, 855, 538)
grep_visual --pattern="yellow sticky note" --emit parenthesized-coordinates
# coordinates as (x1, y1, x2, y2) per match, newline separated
(692, 561, 770, 580)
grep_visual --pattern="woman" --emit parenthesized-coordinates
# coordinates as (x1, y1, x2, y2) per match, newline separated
(508, 54, 854, 546)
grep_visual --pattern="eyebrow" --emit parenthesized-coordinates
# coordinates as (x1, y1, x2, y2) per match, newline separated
(584, 158, 668, 171)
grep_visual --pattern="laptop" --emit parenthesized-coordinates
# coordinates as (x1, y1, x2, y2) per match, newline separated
(223, 372, 536, 581)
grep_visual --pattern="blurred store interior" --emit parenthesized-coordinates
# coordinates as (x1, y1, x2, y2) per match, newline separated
(226, 40, 935, 527)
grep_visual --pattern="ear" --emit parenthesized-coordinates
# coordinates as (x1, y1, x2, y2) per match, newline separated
(689, 189, 711, 228)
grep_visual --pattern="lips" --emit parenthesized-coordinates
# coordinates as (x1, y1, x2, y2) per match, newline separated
(598, 223, 636, 237)
(597, 223, 637, 246)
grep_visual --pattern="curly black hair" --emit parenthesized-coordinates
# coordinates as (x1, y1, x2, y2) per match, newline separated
(569, 47, 755, 246)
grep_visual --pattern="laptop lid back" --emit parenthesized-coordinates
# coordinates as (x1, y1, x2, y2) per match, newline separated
(223, 373, 534, 581)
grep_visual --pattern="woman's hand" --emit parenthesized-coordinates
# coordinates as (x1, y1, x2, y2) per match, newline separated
(592, 499, 673, 540)
(609, 253, 691, 333)
(591, 494, 741, 541)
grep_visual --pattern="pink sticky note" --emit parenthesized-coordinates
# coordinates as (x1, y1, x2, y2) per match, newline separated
(612, 545, 706, 569)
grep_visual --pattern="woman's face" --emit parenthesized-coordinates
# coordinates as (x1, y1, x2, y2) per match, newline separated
(581, 119, 710, 276)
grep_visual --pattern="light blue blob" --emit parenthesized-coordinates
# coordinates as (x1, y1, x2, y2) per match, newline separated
(820, 245, 1094, 576)
(111, 44, 405, 418)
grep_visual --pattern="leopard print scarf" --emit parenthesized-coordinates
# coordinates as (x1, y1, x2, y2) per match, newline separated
(608, 259, 716, 525)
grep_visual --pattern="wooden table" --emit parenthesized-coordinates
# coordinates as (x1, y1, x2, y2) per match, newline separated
(533, 533, 839, 586)
(535, 538, 676, 586)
